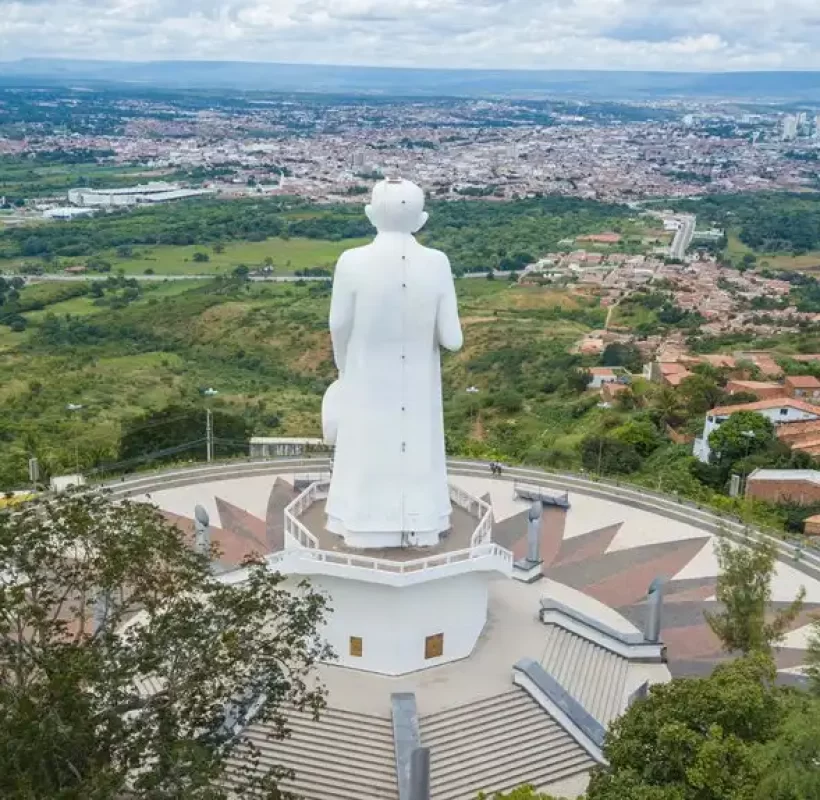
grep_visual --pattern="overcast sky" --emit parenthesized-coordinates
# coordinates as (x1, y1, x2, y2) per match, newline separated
(2, 0, 819, 71)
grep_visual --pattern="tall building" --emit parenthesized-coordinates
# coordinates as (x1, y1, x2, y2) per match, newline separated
(782, 115, 799, 141)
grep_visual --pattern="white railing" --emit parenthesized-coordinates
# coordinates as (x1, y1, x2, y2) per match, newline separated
(293, 471, 332, 486)
(449, 483, 493, 548)
(283, 541, 512, 576)
(279, 480, 507, 578)
(284, 482, 326, 550)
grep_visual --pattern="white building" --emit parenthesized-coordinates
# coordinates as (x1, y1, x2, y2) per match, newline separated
(68, 182, 215, 208)
(782, 115, 799, 142)
(587, 367, 626, 390)
(42, 206, 95, 220)
(693, 397, 820, 463)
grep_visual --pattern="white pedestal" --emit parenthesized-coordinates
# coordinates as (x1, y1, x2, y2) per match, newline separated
(311, 572, 491, 675)
(326, 513, 450, 549)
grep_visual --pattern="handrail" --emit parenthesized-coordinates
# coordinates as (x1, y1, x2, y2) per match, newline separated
(283, 481, 324, 550)
(448, 483, 493, 547)
(281, 479, 507, 574)
(285, 541, 512, 575)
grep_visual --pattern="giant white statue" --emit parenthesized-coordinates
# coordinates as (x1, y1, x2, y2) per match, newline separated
(323, 178, 463, 549)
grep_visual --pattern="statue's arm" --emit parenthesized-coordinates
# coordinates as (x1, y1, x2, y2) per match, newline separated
(436, 258, 463, 352)
(329, 255, 355, 375)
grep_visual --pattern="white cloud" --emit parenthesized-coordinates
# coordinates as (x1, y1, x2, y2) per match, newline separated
(1, 0, 819, 70)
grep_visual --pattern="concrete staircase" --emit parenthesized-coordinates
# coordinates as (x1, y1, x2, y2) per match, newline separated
(420, 689, 596, 800)
(230, 705, 397, 800)
(540, 624, 630, 728)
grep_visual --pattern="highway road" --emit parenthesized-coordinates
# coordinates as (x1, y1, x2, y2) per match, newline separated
(670, 214, 696, 261)
(3, 269, 520, 284)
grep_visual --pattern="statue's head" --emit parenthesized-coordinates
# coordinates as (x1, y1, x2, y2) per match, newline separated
(366, 178, 428, 234)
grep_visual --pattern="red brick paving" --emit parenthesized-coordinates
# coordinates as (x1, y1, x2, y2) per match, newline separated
(553, 523, 622, 568)
(662, 623, 723, 661)
(664, 583, 717, 604)
(583, 538, 710, 608)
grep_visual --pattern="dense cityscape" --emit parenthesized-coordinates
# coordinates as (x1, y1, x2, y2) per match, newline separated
(3, 89, 820, 217)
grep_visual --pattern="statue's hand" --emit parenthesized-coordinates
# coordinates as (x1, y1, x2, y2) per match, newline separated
(322, 380, 342, 445)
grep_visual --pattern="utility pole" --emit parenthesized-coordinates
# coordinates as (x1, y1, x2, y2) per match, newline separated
(206, 408, 213, 463)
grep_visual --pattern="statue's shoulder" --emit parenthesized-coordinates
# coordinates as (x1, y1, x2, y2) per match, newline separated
(338, 242, 375, 262)
(414, 242, 451, 269)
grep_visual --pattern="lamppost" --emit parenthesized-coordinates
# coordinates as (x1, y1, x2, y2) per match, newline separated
(740, 429, 756, 495)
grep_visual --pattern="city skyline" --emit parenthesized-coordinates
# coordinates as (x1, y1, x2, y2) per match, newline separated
(2, 0, 820, 73)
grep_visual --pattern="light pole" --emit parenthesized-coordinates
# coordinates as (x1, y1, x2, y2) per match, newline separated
(740, 429, 756, 495)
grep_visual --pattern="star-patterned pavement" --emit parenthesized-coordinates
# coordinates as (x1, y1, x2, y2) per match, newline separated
(137, 472, 820, 682)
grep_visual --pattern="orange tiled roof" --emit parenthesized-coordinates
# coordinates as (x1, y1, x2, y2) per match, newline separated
(785, 375, 820, 389)
(710, 397, 820, 417)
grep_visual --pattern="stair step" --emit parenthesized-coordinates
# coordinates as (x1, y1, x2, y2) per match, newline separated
(249, 718, 394, 747)
(433, 749, 594, 800)
(227, 751, 397, 795)
(422, 702, 552, 739)
(230, 705, 398, 799)
(247, 740, 396, 777)
(431, 731, 579, 779)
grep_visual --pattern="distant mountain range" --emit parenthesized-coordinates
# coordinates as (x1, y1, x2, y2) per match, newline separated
(3, 59, 820, 101)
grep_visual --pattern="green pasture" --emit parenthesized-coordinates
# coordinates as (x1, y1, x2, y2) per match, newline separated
(107, 237, 369, 276)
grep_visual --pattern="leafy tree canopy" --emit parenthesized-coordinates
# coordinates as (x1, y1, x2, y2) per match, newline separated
(0, 490, 330, 799)
(705, 535, 805, 656)
(708, 412, 776, 468)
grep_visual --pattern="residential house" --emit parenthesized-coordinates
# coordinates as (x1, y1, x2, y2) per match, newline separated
(745, 469, 820, 506)
(725, 380, 787, 400)
(601, 382, 630, 405)
(693, 397, 820, 463)
(784, 375, 820, 401)
(736, 351, 784, 379)
(587, 367, 627, 390)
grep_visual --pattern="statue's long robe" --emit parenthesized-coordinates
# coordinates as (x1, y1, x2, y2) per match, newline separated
(324, 233, 463, 538)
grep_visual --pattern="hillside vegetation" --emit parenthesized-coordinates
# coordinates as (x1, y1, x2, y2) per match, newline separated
(0, 275, 607, 487)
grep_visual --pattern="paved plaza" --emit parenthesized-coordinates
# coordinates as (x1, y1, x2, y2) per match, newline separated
(140, 470, 820, 682)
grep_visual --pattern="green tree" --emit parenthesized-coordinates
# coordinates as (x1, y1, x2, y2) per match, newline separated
(708, 412, 776, 468)
(587, 655, 780, 800)
(611, 420, 661, 458)
(805, 617, 820, 695)
(567, 368, 591, 394)
(680, 373, 725, 417)
(652, 386, 685, 428)
(493, 389, 524, 414)
(581, 436, 642, 475)
(704, 535, 805, 656)
(476, 787, 563, 800)
(602, 343, 643, 374)
(0, 490, 330, 798)
(192, 252, 210, 263)
(118, 405, 251, 466)
(754, 696, 820, 800)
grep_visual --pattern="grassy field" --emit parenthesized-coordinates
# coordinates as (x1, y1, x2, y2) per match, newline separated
(0, 157, 169, 199)
(725, 231, 820, 271)
(0, 237, 371, 277)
